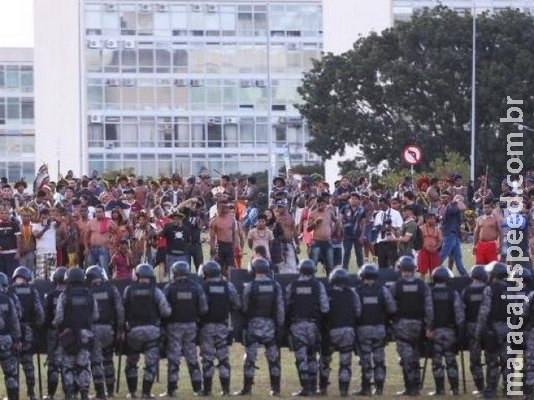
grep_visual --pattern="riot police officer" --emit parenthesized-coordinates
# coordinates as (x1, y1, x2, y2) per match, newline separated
(86, 264, 125, 398)
(0, 272, 21, 400)
(428, 266, 465, 396)
(198, 260, 241, 396)
(10, 266, 45, 400)
(123, 263, 171, 399)
(355, 263, 396, 396)
(53, 267, 99, 400)
(161, 261, 208, 397)
(286, 258, 330, 397)
(462, 264, 489, 395)
(236, 257, 284, 396)
(318, 268, 360, 397)
(43, 266, 68, 400)
(474, 261, 512, 399)
(389, 256, 433, 396)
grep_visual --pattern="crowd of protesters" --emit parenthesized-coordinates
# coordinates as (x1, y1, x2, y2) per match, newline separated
(0, 164, 531, 284)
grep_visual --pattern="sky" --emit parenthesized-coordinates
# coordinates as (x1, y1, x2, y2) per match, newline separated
(0, 0, 33, 47)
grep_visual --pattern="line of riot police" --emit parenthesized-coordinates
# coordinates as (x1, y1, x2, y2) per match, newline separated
(0, 257, 533, 399)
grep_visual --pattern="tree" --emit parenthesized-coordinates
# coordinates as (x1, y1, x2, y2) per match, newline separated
(297, 7, 534, 186)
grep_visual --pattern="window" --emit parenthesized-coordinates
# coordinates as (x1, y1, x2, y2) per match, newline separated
(172, 49, 188, 72)
(5, 66, 19, 88)
(139, 49, 154, 73)
(20, 67, 33, 91)
(0, 66, 4, 88)
(7, 98, 19, 120)
(21, 98, 33, 121)
(121, 123, 138, 146)
(138, 12, 154, 35)
(155, 49, 171, 73)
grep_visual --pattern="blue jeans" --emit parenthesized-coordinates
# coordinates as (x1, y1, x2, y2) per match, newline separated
(342, 235, 364, 270)
(439, 234, 468, 276)
(310, 240, 334, 275)
(87, 246, 111, 277)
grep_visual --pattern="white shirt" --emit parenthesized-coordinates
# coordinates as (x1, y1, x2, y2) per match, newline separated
(373, 207, 403, 244)
(32, 221, 57, 254)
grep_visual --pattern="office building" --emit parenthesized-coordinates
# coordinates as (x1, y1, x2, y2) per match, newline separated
(34, 0, 322, 179)
(0, 47, 34, 182)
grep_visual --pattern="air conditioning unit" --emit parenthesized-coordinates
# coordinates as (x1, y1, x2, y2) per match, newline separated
(106, 40, 118, 49)
(207, 118, 218, 124)
(105, 142, 116, 149)
(224, 117, 239, 124)
(106, 79, 121, 87)
(278, 117, 288, 124)
(190, 79, 203, 87)
(157, 4, 169, 12)
(123, 40, 135, 49)
(104, 3, 117, 11)
(122, 79, 136, 87)
(255, 79, 267, 87)
(240, 79, 253, 88)
(174, 79, 189, 87)
(191, 4, 202, 12)
(207, 4, 217, 13)
(88, 39, 101, 49)
(286, 43, 299, 51)
(90, 115, 102, 123)
(139, 3, 151, 12)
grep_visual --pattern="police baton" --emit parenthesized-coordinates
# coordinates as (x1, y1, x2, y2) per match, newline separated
(37, 353, 43, 399)
(116, 336, 123, 394)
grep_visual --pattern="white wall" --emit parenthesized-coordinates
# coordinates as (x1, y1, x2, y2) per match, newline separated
(33, 0, 85, 180)
(322, 0, 392, 188)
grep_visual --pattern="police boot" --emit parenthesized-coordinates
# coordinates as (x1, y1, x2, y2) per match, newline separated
(338, 380, 349, 397)
(46, 377, 58, 399)
(220, 377, 231, 396)
(159, 382, 177, 398)
(374, 381, 384, 396)
(80, 389, 89, 400)
(127, 377, 138, 398)
(472, 378, 484, 395)
(317, 376, 329, 396)
(449, 377, 459, 396)
(234, 376, 253, 396)
(27, 387, 36, 400)
(269, 375, 281, 397)
(95, 383, 107, 400)
(354, 377, 372, 396)
(106, 383, 115, 398)
(292, 379, 313, 397)
(6, 387, 18, 400)
(191, 380, 202, 395)
(429, 377, 445, 396)
(141, 380, 155, 399)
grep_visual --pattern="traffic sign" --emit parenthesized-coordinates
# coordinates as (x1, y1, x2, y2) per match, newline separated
(402, 145, 422, 165)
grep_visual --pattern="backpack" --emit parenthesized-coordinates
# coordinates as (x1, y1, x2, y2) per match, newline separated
(413, 225, 424, 251)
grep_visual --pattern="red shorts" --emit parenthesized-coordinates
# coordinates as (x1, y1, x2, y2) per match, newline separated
(417, 248, 441, 274)
(475, 240, 498, 264)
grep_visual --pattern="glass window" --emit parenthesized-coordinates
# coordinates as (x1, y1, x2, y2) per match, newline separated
(21, 98, 33, 121)
(154, 12, 170, 34)
(7, 98, 19, 120)
(174, 117, 189, 147)
(5, 66, 19, 88)
(139, 49, 154, 73)
(240, 119, 254, 144)
(237, 11, 253, 35)
(224, 124, 238, 147)
(104, 87, 121, 110)
(269, 44, 286, 73)
(287, 51, 302, 71)
(172, 49, 188, 72)
(86, 10, 101, 29)
(155, 49, 171, 73)
(156, 86, 172, 110)
(158, 154, 174, 176)
(220, 45, 238, 73)
(140, 122, 155, 147)
(121, 87, 137, 110)
(254, 12, 267, 36)
(189, 46, 204, 73)
(0, 66, 4, 88)
(20, 67, 33, 91)
(205, 11, 220, 30)
(88, 123, 104, 142)
(139, 86, 155, 110)
(174, 155, 191, 175)
(171, 9, 187, 30)
(173, 86, 189, 110)
(188, 9, 205, 30)
(190, 87, 205, 110)
(138, 12, 154, 35)
(140, 157, 157, 178)
(86, 48, 102, 73)
(121, 11, 137, 34)
(191, 122, 205, 148)
(256, 124, 268, 145)
(0, 98, 5, 123)
(103, 49, 120, 73)
(205, 45, 221, 74)
(121, 124, 138, 146)
(102, 11, 120, 35)
(120, 49, 136, 73)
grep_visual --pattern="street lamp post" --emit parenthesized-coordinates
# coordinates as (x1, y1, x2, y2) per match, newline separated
(470, 0, 477, 184)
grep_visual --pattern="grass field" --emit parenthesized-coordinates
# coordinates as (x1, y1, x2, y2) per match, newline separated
(12, 244, 507, 399)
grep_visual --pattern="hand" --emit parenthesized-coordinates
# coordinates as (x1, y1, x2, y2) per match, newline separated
(472, 246, 477, 255)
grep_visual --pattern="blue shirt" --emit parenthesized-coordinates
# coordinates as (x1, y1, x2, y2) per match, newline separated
(441, 203, 461, 236)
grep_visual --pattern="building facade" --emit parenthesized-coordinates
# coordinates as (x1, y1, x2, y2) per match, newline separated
(0, 48, 34, 182)
(35, 0, 322, 179)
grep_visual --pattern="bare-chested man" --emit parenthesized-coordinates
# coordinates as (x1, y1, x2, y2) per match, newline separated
(84, 204, 118, 276)
(274, 199, 301, 273)
(307, 195, 336, 275)
(473, 201, 502, 264)
(209, 201, 241, 277)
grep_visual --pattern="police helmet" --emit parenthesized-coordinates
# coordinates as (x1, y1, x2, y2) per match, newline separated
(489, 261, 508, 280)
(0, 272, 8, 288)
(251, 258, 270, 275)
(171, 261, 190, 278)
(432, 266, 453, 283)
(298, 259, 317, 276)
(67, 267, 86, 284)
(135, 263, 154, 280)
(470, 264, 488, 283)
(12, 266, 32, 282)
(512, 266, 533, 286)
(85, 265, 105, 282)
(396, 255, 416, 272)
(359, 263, 379, 280)
(52, 267, 68, 285)
(329, 268, 349, 286)
(203, 261, 222, 278)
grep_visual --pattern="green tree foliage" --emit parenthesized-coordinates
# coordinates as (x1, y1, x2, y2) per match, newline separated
(297, 7, 534, 185)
